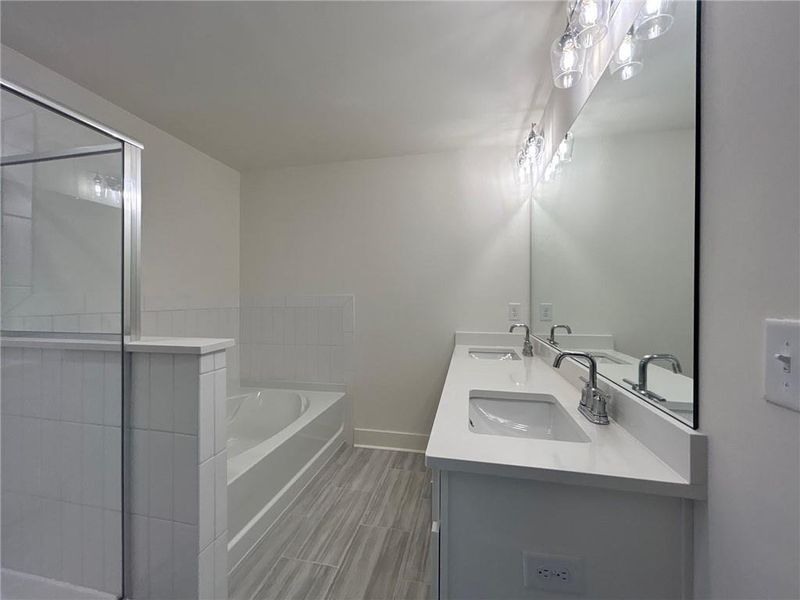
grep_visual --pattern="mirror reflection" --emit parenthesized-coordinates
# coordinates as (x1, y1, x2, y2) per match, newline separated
(531, 0, 697, 426)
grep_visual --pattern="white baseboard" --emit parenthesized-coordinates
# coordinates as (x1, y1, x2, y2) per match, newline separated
(354, 428, 429, 453)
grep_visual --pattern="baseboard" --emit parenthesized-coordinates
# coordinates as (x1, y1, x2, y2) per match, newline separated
(354, 428, 429, 453)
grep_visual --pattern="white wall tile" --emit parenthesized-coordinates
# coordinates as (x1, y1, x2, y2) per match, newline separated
(198, 542, 214, 600)
(173, 433, 199, 525)
(199, 372, 214, 463)
(149, 354, 174, 432)
(131, 428, 149, 516)
(41, 497, 62, 580)
(40, 419, 61, 498)
(104, 426, 121, 510)
(104, 352, 122, 427)
(83, 351, 105, 425)
(214, 451, 227, 538)
(214, 370, 226, 455)
(130, 513, 150, 599)
(131, 353, 150, 429)
(156, 311, 173, 336)
(172, 310, 187, 337)
(61, 501, 83, 586)
(2, 416, 23, 492)
(60, 421, 83, 503)
(148, 430, 174, 520)
(40, 349, 62, 420)
(173, 522, 199, 600)
(198, 458, 214, 551)
(61, 351, 84, 422)
(20, 495, 43, 576)
(103, 509, 122, 594)
(78, 313, 102, 333)
(148, 517, 174, 600)
(53, 314, 80, 333)
(21, 348, 42, 418)
(82, 424, 105, 508)
(200, 353, 215, 374)
(214, 351, 226, 370)
(213, 532, 228, 600)
(2, 348, 24, 415)
(82, 505, 105, 591)
(20, 416, 42, 496)
(173, 355, 199, 435)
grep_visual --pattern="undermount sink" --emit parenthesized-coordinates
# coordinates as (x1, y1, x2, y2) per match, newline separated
(469, 348, 521, 361)
(468, 390, 590, 442)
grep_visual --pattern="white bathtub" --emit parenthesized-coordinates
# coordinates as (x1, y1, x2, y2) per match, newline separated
(226, 386, 346, 569)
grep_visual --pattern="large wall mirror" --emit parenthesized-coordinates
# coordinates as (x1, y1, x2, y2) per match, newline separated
(530, 0, 699, 427)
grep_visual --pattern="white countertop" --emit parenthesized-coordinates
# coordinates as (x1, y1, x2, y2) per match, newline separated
(426, 337, 704, 499)
(1, 335, 235, 355)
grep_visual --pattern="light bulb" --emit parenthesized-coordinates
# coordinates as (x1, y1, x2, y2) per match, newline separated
(570, 0, 609, 48)
(93, 174, 104, 198)
(551, 31, 586, 89)
(610, 31, 643, 81)
(558, 132, 574, 163)
(579, 0, 599, 27)
(634, 0, 674, 40)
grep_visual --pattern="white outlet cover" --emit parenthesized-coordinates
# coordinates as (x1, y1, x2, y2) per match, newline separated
(765, 319, 800, 412)
(522, 551, 584, 595)
(508, 302, 521, 322)
(539, 303, 553, 322)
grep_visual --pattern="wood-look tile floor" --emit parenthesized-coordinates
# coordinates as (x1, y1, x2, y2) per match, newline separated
(229, 446, 432, 600)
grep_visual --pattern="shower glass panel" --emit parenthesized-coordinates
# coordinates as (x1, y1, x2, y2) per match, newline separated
(1, 87, 124, 598)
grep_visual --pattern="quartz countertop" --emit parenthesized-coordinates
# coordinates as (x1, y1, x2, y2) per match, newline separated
(425, 335, 705, 499)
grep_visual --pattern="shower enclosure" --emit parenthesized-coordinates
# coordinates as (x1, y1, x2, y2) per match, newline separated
(1, 81, 140, 599)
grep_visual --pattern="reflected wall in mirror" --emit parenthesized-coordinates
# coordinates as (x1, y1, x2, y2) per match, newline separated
(531, 0, 698, 427)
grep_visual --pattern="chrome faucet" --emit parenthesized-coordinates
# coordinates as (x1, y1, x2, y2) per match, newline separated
(623, 354, 683, 402)
(548, 324, 572, 346)
(509, 323, 533, 357)
(552, 351, 610, 425)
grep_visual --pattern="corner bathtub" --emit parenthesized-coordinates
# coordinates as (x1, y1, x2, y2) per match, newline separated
(226, 386, 346, 569)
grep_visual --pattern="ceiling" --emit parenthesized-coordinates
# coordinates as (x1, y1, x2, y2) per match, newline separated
(1, 1, 562, 171)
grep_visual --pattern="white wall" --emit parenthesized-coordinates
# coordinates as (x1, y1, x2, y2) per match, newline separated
(694, 2, 800, 598)
(532, 128, 695, 372)
(240, 148, 529, 448)
(1, 46, 241, 323)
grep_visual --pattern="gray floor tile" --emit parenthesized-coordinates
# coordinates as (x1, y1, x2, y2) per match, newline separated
(363, 469, 427, 531)
(389, 452, 427, 473)
(252, 557, 337, 600)
(286, 487, 372, 567)
(400, 495, 432, 583)
(332, 447, 395, 492)
(229, 514, 303, 600)
(326, 525, 409, 600)
(393, 579, 431, 600)
(288, 444, 349, 518)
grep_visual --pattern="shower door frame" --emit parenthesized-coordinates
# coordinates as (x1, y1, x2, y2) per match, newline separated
(1, 78, 143, 599)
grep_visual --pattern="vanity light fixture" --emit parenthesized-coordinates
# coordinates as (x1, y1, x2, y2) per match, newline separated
(609, 29, 644, 81)
(551, 30, 586, 89)
(633, 0, 675, 41)
(568, 0, 611, 49)
(517, 123, 544, 183)
(543, 154, 561, 183)
(557, 132, 575, 163)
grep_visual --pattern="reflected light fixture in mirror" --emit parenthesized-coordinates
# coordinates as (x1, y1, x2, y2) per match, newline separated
(569, 0, 611, 48)
(610, 30, 644, 81)
(558, 132, 575, 163)
(551, 30, 586, 89)
(634, 0, 675, 40)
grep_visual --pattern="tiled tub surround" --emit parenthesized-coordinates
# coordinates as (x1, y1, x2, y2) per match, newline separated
(1, 343, 123, 596)
(229, 447, 432, 600)
(127, 338, 233, 600)
(239, 295, 354, 387)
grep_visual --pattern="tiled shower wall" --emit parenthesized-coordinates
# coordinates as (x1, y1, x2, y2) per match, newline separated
(239, 295, 354, 386)
(141, 305, 239, 385)
(1, 346, 122, 594)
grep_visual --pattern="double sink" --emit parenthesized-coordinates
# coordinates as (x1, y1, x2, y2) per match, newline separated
(467, 347, 590, 443)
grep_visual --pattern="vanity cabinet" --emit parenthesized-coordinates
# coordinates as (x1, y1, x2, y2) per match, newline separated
(430, 468, 692, 600)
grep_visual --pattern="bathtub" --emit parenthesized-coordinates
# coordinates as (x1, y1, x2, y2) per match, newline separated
(226, 386, 346, 569)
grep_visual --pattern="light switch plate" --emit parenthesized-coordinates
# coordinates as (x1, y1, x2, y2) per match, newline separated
(539, 303, 553, 322)
(508, 302, 521, 322)
(765, 319, 800, 412)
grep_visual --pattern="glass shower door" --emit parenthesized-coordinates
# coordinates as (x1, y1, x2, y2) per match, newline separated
(1, 86, 124, 599)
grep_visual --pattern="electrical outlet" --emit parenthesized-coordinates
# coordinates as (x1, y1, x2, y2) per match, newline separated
(523, 552, 584, 594)
(539, 303, 553, 322)
(508, 302, 521, 322)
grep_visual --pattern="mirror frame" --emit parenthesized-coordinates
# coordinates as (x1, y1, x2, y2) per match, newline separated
(530, 0, 702, 430)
